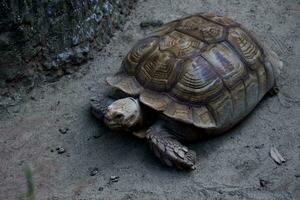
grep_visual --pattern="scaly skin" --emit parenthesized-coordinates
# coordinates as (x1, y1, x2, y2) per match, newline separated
(146, 121, 196, 170)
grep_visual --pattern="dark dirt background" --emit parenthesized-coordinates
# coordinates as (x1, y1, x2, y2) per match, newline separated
(1, 0, 299, 199)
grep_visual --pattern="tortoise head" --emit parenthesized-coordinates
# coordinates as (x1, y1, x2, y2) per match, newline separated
(104, 97, 142, 130)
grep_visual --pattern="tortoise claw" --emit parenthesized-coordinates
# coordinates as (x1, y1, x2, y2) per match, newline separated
(146, 124, 196, 171)
(90, 95, 113, 120)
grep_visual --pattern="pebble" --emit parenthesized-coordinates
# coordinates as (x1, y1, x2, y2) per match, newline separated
(56, 147, 66, 154)
(254, 144, 264, 149)
(259, 179, 270, 187)
(30, 96, 36, 101)
(270, 147, 286, 165)
(140, 20, 163, 28)
(59, 128, 69, 134)
(90, 167, 99, 176)
(110, 176, 119, 182)
(93, 135, 102, 139)
(98, 186, 104, 191)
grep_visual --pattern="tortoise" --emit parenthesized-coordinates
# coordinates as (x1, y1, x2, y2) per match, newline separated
(90, 13, 282, 170)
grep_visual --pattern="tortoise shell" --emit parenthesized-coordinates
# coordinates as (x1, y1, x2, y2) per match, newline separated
(107, 13, 277, 131)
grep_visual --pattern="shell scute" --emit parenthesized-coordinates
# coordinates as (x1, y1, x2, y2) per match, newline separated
(192, 106, 216, 128)
(175, 16, 225, 43)
(244, 71, 259, 110)
(139, 90, 171, 111)
(106, 75, 143, 96)
(227, 27, 262, 66)
(171, 55, 223, 103)
(164, 102, 193, 124)
(159, 30, 206, 58)
(202, 42, 248, 88)
(124, 36, 159, 75)
(137, 49, 176, 91)
(199, 12, 238, 26)
(208, 91, 234, 127)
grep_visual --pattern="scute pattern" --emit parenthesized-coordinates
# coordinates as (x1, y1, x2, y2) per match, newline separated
(139, 90, 171, 111)
(244, 70, 259, 110)
(124, 36, 159, 75)
(106, 75, 143, 96)
(202, 42, 248, 88)
(200, 13, 238, 26)
(107, 13, 272, 130)
(159, 31, 205, 57)
(176, 16, 224, 43)
(208, 91, 234, 126)
(171, 56, 223, 103)
(227, 27, 261, 65)
(137, 50, 176, 91)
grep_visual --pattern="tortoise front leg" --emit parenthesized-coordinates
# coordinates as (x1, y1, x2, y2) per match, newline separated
(90, 88, 131, 121)
(90, 94, 114, 121)
(146, 121, 196, 170)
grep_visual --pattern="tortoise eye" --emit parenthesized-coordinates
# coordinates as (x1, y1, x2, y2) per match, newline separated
(115, 113, 123, 120)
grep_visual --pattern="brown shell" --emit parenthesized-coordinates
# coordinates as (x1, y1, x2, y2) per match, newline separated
(107, 13, 276, 130)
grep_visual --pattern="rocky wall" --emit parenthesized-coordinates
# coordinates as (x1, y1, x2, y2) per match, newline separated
(0, 0, 136, 87)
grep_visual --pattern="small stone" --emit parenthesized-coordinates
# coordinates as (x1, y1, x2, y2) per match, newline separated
(50, 149, 54, 152)
(259, 179, 270, 187)
(140, 20, 163, 28)
(59, 128, 69, 134)
(93, 135, 102, 139)
(254, 144, 264, 149)
(90, 167, 99, 176)
(110, 176, 119, 182)
(30, 96, 36, 101)
(18, 160, 25, 166)
(56, 147, 66, 154)
(270, 147, 286, 165)
(98, 186, 104, 191)
(295, 174, 300, 178)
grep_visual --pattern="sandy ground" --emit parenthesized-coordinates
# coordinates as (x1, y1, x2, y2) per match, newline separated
(1, 0, 300, 199)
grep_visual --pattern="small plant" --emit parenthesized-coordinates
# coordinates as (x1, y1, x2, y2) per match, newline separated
(24, 166, 35, 200)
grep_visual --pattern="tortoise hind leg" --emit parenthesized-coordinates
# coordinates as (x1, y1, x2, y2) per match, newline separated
(146, 121, 196, 170)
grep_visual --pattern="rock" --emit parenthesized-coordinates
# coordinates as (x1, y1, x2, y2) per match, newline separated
(59, 128, 69, 134)
(30, 96, 36, 101)
(56, 147, 66, 154)
(110, 176, 119, 182)
(93, 135, 102, 139)
(270, 147, 286, 165)
(140, 20, 164, 29)
(254, 144, 264, 149)
(90, 167, 99, 176)
(259, 179, 270, 187)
